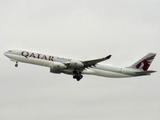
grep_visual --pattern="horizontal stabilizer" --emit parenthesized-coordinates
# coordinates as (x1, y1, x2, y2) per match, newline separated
(135, 70, 156, 75)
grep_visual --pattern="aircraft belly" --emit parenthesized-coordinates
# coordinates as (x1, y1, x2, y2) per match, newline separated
(22, 58, 51, 67)
(88, 68, 131, 78)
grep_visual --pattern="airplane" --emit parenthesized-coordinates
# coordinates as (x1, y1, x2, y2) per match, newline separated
(4, 50, 156, 81)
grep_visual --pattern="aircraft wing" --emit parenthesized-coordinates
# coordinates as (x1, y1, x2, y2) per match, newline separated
(64, 55, 111, 70)
(82, 55, 111, 68)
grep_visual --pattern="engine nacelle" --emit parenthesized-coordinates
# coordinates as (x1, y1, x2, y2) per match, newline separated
(50, 62, 66, 73)
(70, 60, 84, 69)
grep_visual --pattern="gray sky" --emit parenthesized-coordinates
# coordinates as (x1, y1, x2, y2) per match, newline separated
(0, 0, 160, 120)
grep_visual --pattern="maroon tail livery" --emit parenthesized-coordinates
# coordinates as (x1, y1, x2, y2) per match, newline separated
(128, 53, 156, 71)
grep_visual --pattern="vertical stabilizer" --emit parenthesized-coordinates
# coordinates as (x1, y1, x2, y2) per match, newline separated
(128, 53, 156, 71)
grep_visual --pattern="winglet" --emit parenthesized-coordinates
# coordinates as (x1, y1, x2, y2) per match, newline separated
(105, 55, 111, 59)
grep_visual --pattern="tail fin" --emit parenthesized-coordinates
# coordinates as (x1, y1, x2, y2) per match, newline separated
(128, 53, 156, 71)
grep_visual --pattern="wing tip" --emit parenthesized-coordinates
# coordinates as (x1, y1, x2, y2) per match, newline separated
(106, 55, 112, 59)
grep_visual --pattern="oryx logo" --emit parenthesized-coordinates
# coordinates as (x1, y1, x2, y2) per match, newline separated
(136, 55, 155, 71)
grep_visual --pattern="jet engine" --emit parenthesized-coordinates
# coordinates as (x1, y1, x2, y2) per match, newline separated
(70, 60, 84, 69)
(50, 62, 67, 73)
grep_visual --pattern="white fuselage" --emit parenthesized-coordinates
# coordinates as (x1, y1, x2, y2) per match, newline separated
(4, 50, 142, 78)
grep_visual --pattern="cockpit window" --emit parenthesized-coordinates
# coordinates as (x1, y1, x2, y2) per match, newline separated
(8, 50, 12, 52)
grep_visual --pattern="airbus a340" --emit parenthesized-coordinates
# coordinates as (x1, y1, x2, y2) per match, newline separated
(4, 50, 156, 81)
